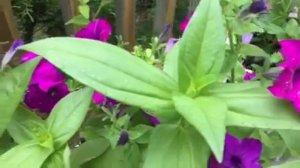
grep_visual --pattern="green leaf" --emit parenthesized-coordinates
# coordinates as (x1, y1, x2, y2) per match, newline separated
(239, 44, 269, 57)
(65, 15, 89, 26)
(84, 144, 141, 168)
(41, 146, 70, 168)
(128, 124, 153, 141)
(285, 19, 300, 38)
(20, 37, 178, 119)
(71, 138, 110, 168)
(7, 106, 47, 144)
(178, 0, 225, 92)
(0, 58, 39, 136)
(269, 160, 300, 168)
(205, 83, 300, 130)
(0, 141, 53, 168)
(163, 41, 180, 82)
(143, 124, 210, 168)
(46, 88, 92, 149)
(173, 95, 226, 162)
(79, 5, 90, 19)
(254, 21, 284, 35)
(0, 131, 15, 155)
(278, 130, 300, 156)
(230, 19, 264, 35)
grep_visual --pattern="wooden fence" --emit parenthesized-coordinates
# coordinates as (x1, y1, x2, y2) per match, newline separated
(0, 0, 180, 55)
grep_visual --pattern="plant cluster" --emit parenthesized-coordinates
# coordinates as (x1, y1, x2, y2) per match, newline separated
(2, 0, 300, 168)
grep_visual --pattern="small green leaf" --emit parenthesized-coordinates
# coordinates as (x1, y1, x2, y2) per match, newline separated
(42, 146, 70, 168)
(0, 141, 53, 168)
(143, 124, 210, 168)
(278, 130, 300, 156)
(7, 106, 46, 143)
(163, 41, 180, 82)
(128, 124, 153, 141)
(178, 0, 225, 92)
(47, 88, 92, 149)
(65, 15, 89, 26)
(79, 5, 90, 19)
(84, 144, 141, 168)
(285, 19, 300, 38)
(269, 160, 300, 168)
(71, 138, 110, 168)
(0, 58, 39, 136)
(205, 83, 300, 130)
(20, 37, 178, 119)
(239, 44, 269, 57)
(230, 19, 264, 35)
(173, 95, 226, 162)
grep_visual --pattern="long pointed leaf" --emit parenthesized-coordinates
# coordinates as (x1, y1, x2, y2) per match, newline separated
(173, 95, 226, 162)
(0, 58, 39, 136)
(0, 141, 53, 168)
(205, 83, 300, 130)
(178, 0, 225, 92)
(47, 88, 92, 149)
(20, 38, 178, 119)
(143, 124, 210, 168)
(8, 106, 47, 144)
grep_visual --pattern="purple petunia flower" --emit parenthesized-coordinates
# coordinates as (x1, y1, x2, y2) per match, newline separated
(1, 40, 24, 69)
(24, 83, 69, 113)
(242, 34, 254, 44)
(92, 91, 106, 105)
(249, 0, 269, 14)
(22, 52, 65, 92)
(75, 18, 112, 42)
(209, 134, 262, 168)
(21, 52, 69, 113)
(244, 69, 256, 81)
(269, 40, 300, 112)
(165, 38, 179, 53)
(117, 131, 129, 145)
(145, 113, 160, 126)
(180, 18, 190, 33)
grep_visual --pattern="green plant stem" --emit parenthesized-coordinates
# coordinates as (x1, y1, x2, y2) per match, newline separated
(225, 18, 238, 83)
(93, 4, 103, 19)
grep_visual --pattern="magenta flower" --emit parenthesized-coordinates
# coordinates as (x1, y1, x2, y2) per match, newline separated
(24, 83, 69, 113)
(21, 52, 69, 113)
(92, 91, 106, 105)
(244, 69, 256, 81)
(180, 18, 190, 33)
(22, 52, 65, 92)
(269, 40, 300, 112)
(75, 18, 112, 42)
(209, 134, 262, 168)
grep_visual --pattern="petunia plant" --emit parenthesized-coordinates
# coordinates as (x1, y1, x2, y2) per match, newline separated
(2, 0, 300, 167)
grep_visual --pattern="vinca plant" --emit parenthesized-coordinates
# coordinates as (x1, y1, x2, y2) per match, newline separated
(2, 0, 300, 167)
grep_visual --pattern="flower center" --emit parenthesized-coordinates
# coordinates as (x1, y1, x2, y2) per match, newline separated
(230, 155, 242, 168)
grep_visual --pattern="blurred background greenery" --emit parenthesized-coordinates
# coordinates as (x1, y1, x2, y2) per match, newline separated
(11, 0, 195, 44)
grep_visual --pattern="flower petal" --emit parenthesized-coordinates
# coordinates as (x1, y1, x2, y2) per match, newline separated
(279, 40, 300, 69)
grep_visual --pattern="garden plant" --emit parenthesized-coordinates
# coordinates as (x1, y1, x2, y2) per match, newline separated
(2, 0, 300, 167)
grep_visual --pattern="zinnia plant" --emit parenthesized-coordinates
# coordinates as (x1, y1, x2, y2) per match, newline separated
(1, 0, 300, 168)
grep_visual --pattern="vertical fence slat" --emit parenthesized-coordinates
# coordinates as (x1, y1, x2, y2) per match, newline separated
(60, 0, 79, 35)
(115, 0, 136, 50)
(0, 0, 18, 55)
(153, 0, 176, 40)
